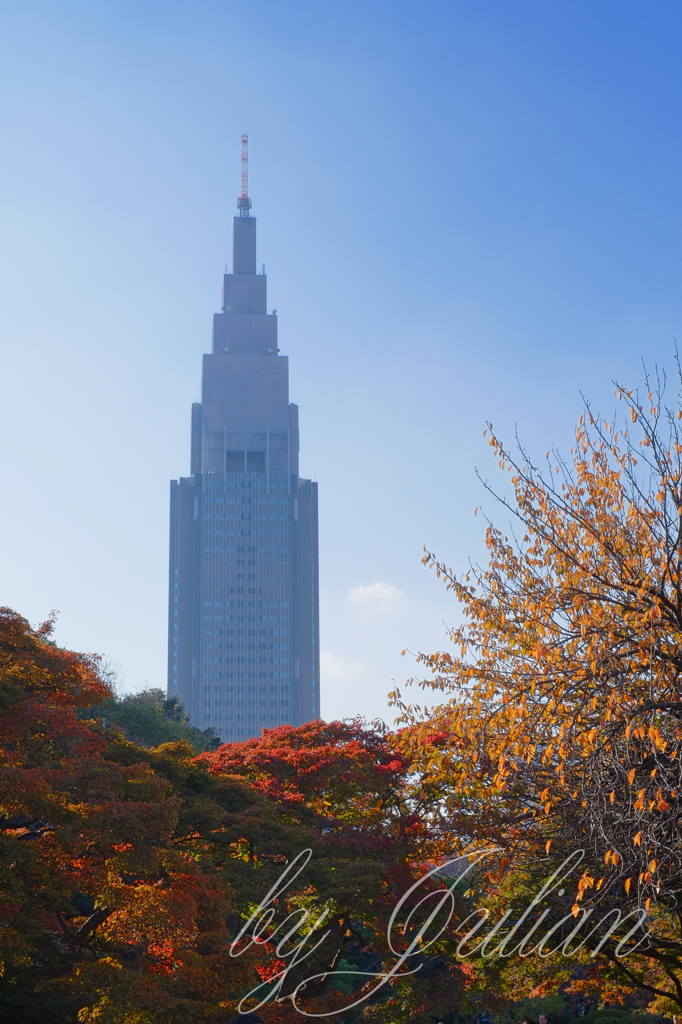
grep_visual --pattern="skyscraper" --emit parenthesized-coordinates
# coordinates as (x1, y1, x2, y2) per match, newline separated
(167, 140, 320, 741)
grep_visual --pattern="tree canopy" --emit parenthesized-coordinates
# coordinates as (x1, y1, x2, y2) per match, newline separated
(96, 686, 220, 753)
(0, 608, 473, 1024)
(391, 368, 682, 1009)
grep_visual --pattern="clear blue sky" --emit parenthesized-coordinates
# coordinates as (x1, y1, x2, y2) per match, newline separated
(1, 1, 681, 721)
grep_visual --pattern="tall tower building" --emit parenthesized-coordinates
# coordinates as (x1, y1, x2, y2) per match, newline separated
(168, 139, 320, 741)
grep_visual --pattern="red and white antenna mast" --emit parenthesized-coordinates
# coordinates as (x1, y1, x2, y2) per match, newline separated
(238, 133, 252, 217)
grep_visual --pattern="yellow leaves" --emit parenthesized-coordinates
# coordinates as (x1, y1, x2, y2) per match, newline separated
(406, 393, 682, 886)
(545, 839, 552, 853)
(649, 859, 656, 873)
(624, 878, 632, 895)
(648, 725, 667, 751)
(578, 871, 594, 895)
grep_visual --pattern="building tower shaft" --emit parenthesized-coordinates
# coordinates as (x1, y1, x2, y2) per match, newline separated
(168, 147, 320, 742)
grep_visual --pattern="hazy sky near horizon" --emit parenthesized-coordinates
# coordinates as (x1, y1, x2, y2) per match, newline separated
(1, 1, 682, 723)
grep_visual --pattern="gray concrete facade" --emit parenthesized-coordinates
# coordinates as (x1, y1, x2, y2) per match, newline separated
(168, 208, 320, 741)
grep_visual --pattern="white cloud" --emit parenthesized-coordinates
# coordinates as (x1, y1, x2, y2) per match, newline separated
(320, 650, 368, 679)
(347, 581, 407, 613)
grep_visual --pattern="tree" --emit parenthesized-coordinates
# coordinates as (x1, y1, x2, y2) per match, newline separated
(391, 365, 682, 1008)
(0, 606, 241, 1022)
(199, 720, 478, 1024)
(0, 608, 475, 1024)
(95, 687, 220, 753)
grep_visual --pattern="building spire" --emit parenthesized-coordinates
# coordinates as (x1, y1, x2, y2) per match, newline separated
(237, 133, 252, 217)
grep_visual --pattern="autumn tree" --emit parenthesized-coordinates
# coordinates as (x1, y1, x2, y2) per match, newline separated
(0, 606, 249, 1022)
(391, 364, 682, 1008)
(199, 720, 478, 1024)
(0, 608, 476, 1024)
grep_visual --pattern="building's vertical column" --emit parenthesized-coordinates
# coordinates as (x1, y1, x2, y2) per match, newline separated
(168, 481, 179, 694)
(168, 477, 199, 714)
(289, 477, 300, 725)
(190, 475, 203, 726)
(191, 404, 203, 475)
(287, 404, 302, 722)
(297, 479, 320, 723)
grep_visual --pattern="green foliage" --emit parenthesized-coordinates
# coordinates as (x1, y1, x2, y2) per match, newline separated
(95, 688, 220, 753)
(584, 1012, 661, 1024)
(495, 998, 663, 1024)
(497, 994, 572, 1024)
